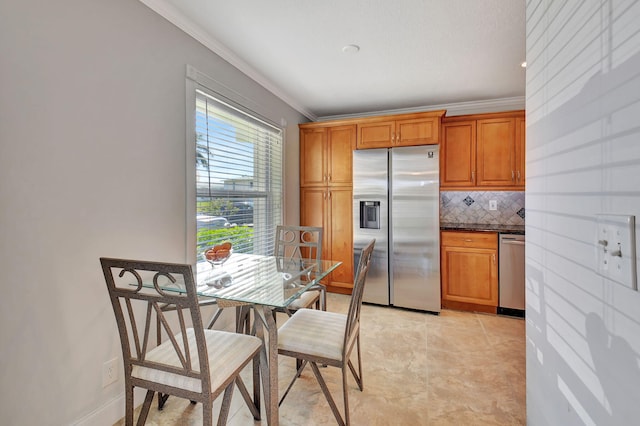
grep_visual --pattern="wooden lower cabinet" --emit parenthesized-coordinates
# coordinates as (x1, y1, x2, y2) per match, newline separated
(301, 187, 354, 294)
(441, 231, 498, 313)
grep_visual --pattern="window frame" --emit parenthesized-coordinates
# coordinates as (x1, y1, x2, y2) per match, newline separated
(185, 65, 285, 266)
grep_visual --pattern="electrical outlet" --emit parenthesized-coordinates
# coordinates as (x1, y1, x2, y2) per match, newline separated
(489, 200, 497, 211)
(102, 358, 118, 387)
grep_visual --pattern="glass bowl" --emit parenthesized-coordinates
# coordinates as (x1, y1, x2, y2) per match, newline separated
(203, 244, 233, 268)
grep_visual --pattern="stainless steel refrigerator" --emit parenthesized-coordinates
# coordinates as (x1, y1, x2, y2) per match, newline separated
(353, 145, 440, 313)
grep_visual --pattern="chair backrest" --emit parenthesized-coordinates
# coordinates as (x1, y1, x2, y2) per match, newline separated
(274, 225, 323, 261)
(100, 257, 213, 396)
(344, 239, 376, 351)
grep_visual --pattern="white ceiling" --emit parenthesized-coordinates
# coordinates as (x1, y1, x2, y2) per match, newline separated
(142, 0, 526, 120)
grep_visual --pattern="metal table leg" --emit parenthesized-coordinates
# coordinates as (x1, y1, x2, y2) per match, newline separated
(253, 305, 279, 426)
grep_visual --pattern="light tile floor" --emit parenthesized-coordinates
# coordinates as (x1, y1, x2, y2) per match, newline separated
(114, 293, 525, 425)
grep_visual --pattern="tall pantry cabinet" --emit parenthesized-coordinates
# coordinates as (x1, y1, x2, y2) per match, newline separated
(299, 124, 355, 294)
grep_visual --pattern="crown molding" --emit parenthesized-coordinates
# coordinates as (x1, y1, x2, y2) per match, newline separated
(140, 1, 524, 123)
(140, 0, 317, 121)
(317, 96, 526, 121)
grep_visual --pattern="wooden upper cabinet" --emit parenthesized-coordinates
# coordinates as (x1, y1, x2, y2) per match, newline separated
(441, 120, 476, 187)
(476, 117, 516, 187)
(300, 128, 326, 186)
(300, 124, 355, 187)
(327, 125, 355, 185)
(356, 111, 445, 149)
(357, 120, 395, 149)
(440, 110, 524, 191)
(396, 117, 440, 146)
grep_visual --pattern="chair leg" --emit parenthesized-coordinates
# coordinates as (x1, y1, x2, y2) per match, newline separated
(125, 385, 134, 426)
(320, 288, 327, 311)
(253, 355, 261, 418)
(136, 390, 155, 426)
(347, 334, 364, 391)
(157, 392, 170, 410)
(309, 361, 347, 426)
(279, 360, 308, 406)
(233, 305, 252, 334)
(217, 382, 235, 426)
(202, 400, 213, 426)
(236, 376, 260, 420)
(357, 334, 363, 389)
(207, 308, 224, 329)
(342, 364, 351, 426)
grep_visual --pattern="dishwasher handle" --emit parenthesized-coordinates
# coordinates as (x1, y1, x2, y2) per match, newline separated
(500, 235, 525, 246)
(502, 239, 525, 246)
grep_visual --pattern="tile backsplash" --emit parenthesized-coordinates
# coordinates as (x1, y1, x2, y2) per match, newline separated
(440, 191, 525, 225)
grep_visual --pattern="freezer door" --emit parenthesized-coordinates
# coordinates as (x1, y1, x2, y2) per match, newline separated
(390, 146, 441, 312)
(353, 149, 389, 305)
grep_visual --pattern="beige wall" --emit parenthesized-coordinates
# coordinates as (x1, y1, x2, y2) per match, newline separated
(0, 0, 305, 424)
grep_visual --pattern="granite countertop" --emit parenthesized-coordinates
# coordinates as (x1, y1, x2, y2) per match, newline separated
(440, 222, 525, 234)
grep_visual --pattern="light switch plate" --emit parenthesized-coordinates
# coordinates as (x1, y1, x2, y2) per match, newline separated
(596, 214, 637, 290)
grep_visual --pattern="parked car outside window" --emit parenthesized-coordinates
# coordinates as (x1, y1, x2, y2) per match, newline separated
(224, 201, 254, 225)
(196, 215, 236, 230)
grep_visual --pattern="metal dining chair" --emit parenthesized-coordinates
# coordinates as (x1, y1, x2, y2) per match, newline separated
(273, 225, 325, 316)
(276, 239, 375, 426)
(100, 257, 262, 425)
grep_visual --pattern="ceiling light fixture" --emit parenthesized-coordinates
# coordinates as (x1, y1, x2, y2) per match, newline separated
(342, 44, 360, 55)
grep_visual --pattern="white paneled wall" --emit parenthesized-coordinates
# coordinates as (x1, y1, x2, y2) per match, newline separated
(526, 1, 640, 424)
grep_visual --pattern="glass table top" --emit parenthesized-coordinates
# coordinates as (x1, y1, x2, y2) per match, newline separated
(193, 253, 342, 308)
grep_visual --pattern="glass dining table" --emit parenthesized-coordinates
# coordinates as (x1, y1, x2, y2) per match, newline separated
(193, 253, 342, 426)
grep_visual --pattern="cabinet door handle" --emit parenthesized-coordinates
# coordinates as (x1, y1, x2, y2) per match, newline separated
(517, 170, 521, 181)
(471, 170, 475, 182)
(511, 170, 515, 181)
(464, 239, 473, 242)
(492, 254, 496, 264)
(328, 173, 331, 181)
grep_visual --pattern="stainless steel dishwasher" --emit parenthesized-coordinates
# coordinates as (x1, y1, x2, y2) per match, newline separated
(498, 233, 525, 317)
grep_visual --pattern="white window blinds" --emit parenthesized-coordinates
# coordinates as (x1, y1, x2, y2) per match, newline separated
(195, 89, 283, 259)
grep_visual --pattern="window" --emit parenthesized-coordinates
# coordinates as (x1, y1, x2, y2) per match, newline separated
(194, 89, 283, 261)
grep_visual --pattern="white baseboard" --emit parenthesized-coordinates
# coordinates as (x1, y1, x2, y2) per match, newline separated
(73, 388, 146, 426)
